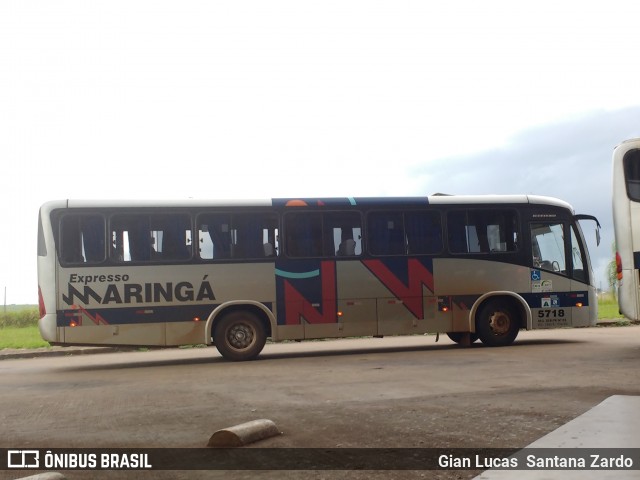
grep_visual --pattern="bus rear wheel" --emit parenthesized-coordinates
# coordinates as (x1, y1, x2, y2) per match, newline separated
(213, 310, 267, 361)
(475, 299, 520, 347)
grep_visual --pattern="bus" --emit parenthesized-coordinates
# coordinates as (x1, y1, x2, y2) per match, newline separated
(612, 138, 640, 320)
(37, 195, 600, 361)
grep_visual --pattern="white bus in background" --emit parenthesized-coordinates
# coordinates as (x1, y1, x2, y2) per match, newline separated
(38, 195, 600, 361)
(612, 138, 640, 320)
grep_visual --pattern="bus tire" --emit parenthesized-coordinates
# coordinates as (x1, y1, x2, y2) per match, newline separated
(475, 299, 520, 347)
(446, 332, 479, 344)
(213, 310, 267, 361)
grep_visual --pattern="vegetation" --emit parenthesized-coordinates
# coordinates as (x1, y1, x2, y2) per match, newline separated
(0, 326, 49, 349)
(0, 307, 48, 349)
(597, 292, 625, 321)
(0, 306, 39, 328)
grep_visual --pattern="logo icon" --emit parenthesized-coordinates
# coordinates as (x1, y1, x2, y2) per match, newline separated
(7, 450, 39, 469)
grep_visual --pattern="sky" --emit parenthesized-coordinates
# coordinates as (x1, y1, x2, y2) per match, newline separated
(2, 1, 640, 304)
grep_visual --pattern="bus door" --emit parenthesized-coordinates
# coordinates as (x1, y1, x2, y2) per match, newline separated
(568, 223, 592, 327)
(572, 216, 600, 327)
(530, 222, 573, 328)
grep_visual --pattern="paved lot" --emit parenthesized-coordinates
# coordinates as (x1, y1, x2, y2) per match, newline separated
(1, 325, 640, 480)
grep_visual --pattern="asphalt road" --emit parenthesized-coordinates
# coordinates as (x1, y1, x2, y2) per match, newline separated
(2, 325, 640, 480)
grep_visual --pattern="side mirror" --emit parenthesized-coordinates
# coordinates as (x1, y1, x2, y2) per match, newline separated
(575, 214, 601, 246)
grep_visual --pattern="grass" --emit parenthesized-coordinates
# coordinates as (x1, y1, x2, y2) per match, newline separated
(0, 326, 50, 349)
(0, 306, 50, 349)
(0, 296, 633, 350)
(597, 293, 625, 320)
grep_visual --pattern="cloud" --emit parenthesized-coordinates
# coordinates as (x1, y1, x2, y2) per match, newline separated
(414, 106, 640, 289)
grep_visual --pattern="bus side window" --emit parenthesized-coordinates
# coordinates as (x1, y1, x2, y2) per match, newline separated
(325, 212, 362, 257)
(623, 149, 640, 201)
(234, 214, 279, 259)
(60, 214, 105, 264)
(448, 211, 479, 253)
(152, 214, 191, 261)
(262, 215, 279, 258)
(198, 213, 278, 260)
(448, 210, 518, 254)
(60, 216, 84, 263)
(485, 211, 518, 252)
(111, 215, 152, 262)
(405, 211, 442, 254)
(368, 211, 405, 255)
(285, 212, 323, 257)
(198, 214, 232, 260)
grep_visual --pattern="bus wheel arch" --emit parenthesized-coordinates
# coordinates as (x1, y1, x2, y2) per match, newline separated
(471, 293, 530, 347)
(206, 303, 274, 361)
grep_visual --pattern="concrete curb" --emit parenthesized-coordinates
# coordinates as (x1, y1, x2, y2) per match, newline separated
(207, 419, 281, 447)
(0, 346, 130, 361)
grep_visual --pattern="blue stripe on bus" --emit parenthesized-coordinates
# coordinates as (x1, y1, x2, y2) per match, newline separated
(56, 303, 273, 327)
(451, 292, 590, 311)
(275, 268, 320, 279)
(634, 252, 640, 269)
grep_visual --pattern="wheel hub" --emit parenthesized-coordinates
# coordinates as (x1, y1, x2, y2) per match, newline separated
(489, 311, 510, 336)
(228, 324, 254, 349)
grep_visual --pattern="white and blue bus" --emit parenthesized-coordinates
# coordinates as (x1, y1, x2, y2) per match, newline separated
(612, 138, 640, 320)
(38, 195, 600, 361)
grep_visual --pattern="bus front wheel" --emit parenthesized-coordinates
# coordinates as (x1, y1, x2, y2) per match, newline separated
(475, 299, 520, 347)
(213, 310, 267, 361)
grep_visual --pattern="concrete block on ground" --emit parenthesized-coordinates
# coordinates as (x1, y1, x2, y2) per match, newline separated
(207, 419, 281, 447)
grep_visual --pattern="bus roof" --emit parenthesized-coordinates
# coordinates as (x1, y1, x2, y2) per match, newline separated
(39, 195, 574, 212)
(615, 138, 640, 148)
(427, 194, 573, 210)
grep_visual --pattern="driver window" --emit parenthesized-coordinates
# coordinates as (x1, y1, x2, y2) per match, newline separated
(530, 223, 566, 274)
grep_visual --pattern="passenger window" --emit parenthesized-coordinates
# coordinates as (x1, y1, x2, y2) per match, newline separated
(623, 149, 640, 201)
(285, 213, 323, 257)
(60, 214, 106, 264)
(367, 212, 405, 255)
(448, 210, 518, 254)
(325, 212, 362, 257)
(198, 213, 279, 260)
(233, 214, 279, 259)
(111, 214, 192, 262)
(405, 211, 442, 254)
(367, 210, 443, 256)
(198, 214, 232, 259)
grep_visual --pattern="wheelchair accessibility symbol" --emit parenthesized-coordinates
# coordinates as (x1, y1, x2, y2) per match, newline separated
(531, 270, 541, 281)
